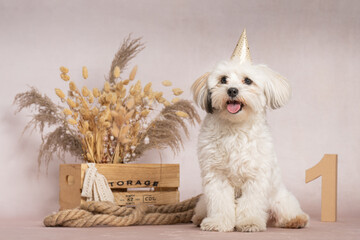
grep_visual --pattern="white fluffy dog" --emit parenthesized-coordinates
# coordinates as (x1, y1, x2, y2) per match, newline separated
(191, 30, 309, 232)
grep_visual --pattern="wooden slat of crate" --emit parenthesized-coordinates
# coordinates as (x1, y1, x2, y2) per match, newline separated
(88, 164, 180, 189)
(112, 190, 179, 205)
(59, 164, 180, 210)
(59, 164, 83, 210)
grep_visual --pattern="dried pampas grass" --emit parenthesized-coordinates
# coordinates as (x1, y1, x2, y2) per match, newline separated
(38, 126, 83, 169)
(107, 35, 144, 84)
(134, 100, 200, 159)
(13, 87, 83, 169)
(14, 87, 62, 133)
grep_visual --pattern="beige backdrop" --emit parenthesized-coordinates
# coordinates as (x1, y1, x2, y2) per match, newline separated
(0, 0, 359, 220)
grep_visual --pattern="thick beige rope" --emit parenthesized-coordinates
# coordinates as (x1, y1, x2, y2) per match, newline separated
(44, 195, 201, 227)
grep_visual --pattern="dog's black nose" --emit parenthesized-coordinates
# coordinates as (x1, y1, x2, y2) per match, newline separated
(227, 88, 238, 97)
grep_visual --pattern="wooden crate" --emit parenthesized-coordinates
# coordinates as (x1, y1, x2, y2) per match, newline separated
(59, 163, 179, 210)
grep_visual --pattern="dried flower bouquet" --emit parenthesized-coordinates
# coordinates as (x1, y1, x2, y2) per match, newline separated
(14, 36, 200, 168)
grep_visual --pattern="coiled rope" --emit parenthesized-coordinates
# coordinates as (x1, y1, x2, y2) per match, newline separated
(44, 194, 201, 227)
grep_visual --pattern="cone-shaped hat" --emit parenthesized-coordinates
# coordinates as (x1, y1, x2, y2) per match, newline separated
(231, 29, 251, 63)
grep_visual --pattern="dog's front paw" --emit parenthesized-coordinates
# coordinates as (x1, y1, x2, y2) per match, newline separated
(235, 223, 264, 232)
(235, 217, 266, 232)
(279, 214, 309, 229)
(200, 217, 234, 232)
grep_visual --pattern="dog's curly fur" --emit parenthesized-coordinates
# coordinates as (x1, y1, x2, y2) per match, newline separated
(191, 36, 309, 232)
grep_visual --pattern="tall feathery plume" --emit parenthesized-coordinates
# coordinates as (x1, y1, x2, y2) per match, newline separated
(134, 100, 200, 159)
(13, 87, 83, 170)
(107, 35, 145, 84)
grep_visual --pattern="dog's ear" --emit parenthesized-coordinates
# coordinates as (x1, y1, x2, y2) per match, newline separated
(205, 90, 213, 114)
(191, 72, 213, 113)
(256, 65, 291, 109)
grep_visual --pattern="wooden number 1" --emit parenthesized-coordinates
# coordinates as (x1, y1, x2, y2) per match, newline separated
(305, 154, 338, 222)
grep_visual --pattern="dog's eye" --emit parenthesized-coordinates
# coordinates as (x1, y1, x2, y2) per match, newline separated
(220, 76, 227, 84)
(244, 77, 253, 85)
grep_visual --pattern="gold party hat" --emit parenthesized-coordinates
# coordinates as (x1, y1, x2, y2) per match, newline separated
(231, 29, 251, 63)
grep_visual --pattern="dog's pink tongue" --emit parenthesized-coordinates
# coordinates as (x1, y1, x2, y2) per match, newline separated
(227, 102, 241, 113)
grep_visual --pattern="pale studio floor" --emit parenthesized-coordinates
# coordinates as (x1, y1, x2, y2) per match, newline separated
(1, 216, 359, 240)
